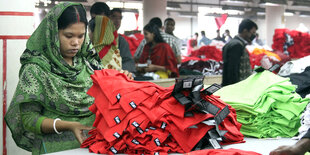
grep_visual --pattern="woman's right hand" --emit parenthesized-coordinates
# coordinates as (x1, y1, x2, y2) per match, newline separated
(67, 122, 93, 144)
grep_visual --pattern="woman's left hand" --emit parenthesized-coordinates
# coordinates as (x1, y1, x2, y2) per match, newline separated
(120, 70, 134, 80)
(68, 122, 93, 144)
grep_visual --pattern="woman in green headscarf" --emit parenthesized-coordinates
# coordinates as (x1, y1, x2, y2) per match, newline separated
(5, 2, 102, 154)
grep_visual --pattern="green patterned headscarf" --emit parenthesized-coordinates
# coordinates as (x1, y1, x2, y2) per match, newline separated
(5, 2, 102, 153)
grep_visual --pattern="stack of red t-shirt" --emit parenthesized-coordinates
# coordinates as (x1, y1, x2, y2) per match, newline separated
(190, 45, 223, 62)
(81, 69, 244, 154)
(272, 28, 310, 59)
(122, 33, 144, 56)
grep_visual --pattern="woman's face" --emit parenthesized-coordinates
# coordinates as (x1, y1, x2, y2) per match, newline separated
(144, 30, 154, 43)
(58, 22, 85, 63)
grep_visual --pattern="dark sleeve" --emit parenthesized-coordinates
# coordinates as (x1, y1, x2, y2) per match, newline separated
(222, 42, 244, 86)
(119, 35, 136, 73)
(302, 128, 310, 139)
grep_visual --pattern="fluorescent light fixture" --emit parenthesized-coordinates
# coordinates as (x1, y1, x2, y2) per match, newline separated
(257, 12, 266, 16)
(179, 12, 197, 18)
(167, 2, 181, 10)
(284, 12, 294, 16)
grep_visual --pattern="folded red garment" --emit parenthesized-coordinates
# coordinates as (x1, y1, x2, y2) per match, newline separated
(82, 69, 244, 154)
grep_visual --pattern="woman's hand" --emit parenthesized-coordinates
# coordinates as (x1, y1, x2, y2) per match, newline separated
(41, 118, 93, 144)
(270, 138, 310, 155)
(120, 70, 134, 80)
(269, 145, 301, 155)
(68, 122, 93, 144)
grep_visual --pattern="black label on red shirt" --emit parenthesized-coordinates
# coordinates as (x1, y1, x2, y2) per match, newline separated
(154, 138, 161, 146)
(114, 116, 121, 124)
(131, 139, 140, 145)
(132, 121, 139, 127)
(129, 101, 137, 109)
(161, 122, 167, 130)
(110, 146, 118, 154)
(113, 132, 120, 139)
(116, 93, 121, 101)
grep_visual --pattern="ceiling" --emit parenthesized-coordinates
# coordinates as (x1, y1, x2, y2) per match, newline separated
(35, 0, 310, 18)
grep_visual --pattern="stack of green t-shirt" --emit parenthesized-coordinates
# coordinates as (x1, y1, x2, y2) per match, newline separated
(215, 70, 309, 138)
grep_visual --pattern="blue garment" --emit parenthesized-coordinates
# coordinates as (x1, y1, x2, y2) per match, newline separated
(198, 36, 211, 47)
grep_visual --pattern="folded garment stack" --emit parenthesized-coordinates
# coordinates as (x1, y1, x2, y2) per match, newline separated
(215, 69, 309, 138)
(81, 69, 244, 154)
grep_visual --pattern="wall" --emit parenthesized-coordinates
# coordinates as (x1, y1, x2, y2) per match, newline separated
(286, 15, 310, 32)
(0, 0, 35, 155)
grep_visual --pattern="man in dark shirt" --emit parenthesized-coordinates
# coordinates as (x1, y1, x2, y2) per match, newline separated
(110, 8, 136, 73)
(270, 128, 310, 155)
(222, 19, 257, 86)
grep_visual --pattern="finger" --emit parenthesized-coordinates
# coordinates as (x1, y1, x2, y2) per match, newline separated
(128, 73, 133, 80)
(80, 125, 93, 131)
(123, 70, 129, 75)
(76, 133, 84, 144)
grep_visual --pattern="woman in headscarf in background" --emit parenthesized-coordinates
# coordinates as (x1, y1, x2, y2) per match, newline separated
(138, 23, 179, 78)
(5, 2, 102, 154)
(88, 15, 133, 78)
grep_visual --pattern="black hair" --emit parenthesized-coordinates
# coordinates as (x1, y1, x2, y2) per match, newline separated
(149, 17, 162, 28)
(90, 2, 110, 17)
(195, 32, 199, 36)
(58, 5, 87, 30)
(111, 8, 122, 15)
(201, 31, 205, 36)
(238, 19, 258, 33)
(164, 18, 175, 24)
(143, 23, 165, 43)
(88, 17, 95, 32)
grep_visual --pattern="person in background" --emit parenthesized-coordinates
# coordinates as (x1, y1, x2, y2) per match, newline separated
(252, 33, 264, 46)
(198, 30, 211, 47)
(110, 8, 136, 73)
(134, 17, 181, 64)
(187, 32, 199, 55)
(270, 128, 310, 155)
(222, 29, 232, 43)
(138, 23, 179, 78)
(164, 17, 176, 36)
(164, 17, 182, 50)
(89, 2, 132, 78)
(90, 2, 110, 19)
(222, 19, 258, 86)
(5, 3, 103, 154)
(214, 29, 225, 43)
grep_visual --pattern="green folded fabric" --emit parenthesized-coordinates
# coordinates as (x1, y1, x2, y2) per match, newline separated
(215, 71, 309, 138)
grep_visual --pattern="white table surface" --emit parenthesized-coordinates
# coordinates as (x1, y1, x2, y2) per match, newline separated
(46, 137, 297, 155)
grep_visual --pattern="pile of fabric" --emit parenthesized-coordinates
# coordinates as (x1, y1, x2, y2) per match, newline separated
(247, 47, 290, 71)
(122, 33, 144, 56)
(81, 69, 244, 154)
(215, 69, 309, 138)
(272, 28, 310, 59)
(278, 55, 310, 77)
(179, 60, 223, 76)
(190, 46, 222, 62)
(180, 45, 223, 76)
(297, 103, 310, 140)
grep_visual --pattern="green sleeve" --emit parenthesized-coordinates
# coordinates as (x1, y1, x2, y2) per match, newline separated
(20, 102, 47, 134)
